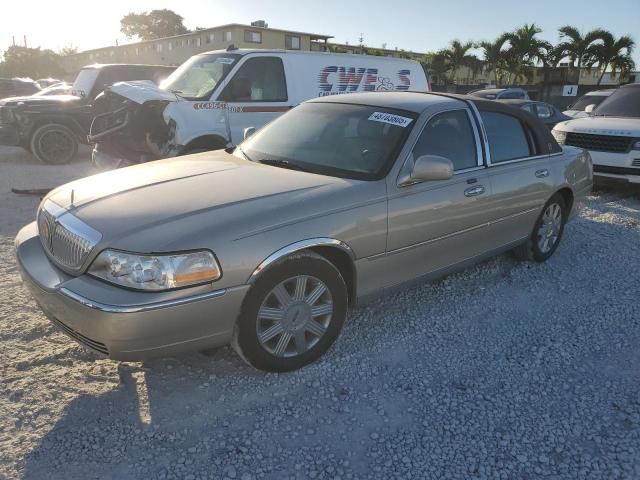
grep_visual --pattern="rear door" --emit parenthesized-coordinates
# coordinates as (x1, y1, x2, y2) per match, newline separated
(220, 55, 291, 144)
(480, 110, 555, 243)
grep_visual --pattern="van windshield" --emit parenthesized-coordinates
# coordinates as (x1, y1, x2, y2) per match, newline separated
(160, 53, 241, 100)
(240, 102, 416, 180)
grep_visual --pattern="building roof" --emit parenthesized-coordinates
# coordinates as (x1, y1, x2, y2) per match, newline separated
(64, 23, 333, 57)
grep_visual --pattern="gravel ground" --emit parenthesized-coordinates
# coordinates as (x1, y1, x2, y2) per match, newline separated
(1, 146, 640, 480)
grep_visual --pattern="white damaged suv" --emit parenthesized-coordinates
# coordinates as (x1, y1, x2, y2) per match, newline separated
(552, 84, 640, 184)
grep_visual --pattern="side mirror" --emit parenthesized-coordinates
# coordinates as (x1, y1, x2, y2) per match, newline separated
(410, 155, 454, 182)
(243, 126, 256, 140)
(584, 104, 596, 114)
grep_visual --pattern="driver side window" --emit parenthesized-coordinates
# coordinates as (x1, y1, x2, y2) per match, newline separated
(411, 110, 478, 171)
(223, 57, 287, 102)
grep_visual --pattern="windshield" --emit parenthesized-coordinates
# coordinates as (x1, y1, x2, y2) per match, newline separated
(570, 94, 609, 111)
(160, 53, 240, 100)
(240, 103, 416, 180)
(72, 69, 99, 98)
(594, 87, 640, 117)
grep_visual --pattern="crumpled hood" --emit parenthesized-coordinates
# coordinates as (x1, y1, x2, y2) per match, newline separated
(106, 80, 180, 104)
(555, 116, 640, 136)
(0, 94, 82, 107)
(45, 151, 358, 250)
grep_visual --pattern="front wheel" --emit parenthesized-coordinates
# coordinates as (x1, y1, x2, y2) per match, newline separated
(30, 124, 78, 164)
(514, 194, 567, 262)
(232, 252, 348, 372)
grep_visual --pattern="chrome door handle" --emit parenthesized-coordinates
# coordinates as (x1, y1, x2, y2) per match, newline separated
(535, 169, 549, 178)
(464, 185, 485, 197)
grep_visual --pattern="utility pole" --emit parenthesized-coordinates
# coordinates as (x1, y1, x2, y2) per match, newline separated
(23, 35, 27, 48)
(358, 33, 364, 54)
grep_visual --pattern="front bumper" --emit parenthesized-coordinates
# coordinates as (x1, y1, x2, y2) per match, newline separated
(589, 151, 640, 184)
(15, 222, 249, 360)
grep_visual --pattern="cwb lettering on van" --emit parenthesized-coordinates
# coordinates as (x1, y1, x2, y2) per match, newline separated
(318, 67, 413, 96)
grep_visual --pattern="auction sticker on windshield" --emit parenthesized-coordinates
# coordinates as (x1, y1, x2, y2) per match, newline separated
(215, 57, 236, 64)
(368, 112, 413, 127)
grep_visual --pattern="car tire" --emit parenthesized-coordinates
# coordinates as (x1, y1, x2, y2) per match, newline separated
(232, 252, 348, 372)
(30, 123, 78, 165)
(514, 193, 567, 262)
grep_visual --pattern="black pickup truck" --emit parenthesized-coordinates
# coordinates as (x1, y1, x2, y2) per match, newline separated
(0, 64, 175, 164)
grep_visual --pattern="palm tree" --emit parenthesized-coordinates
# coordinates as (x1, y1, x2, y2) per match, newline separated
(478, 34, 509, 87)
(438, 40, 478, 84)
(587, 32, 636, 84)
(556, 26, 608, 83)
(502, 24, 552, 85)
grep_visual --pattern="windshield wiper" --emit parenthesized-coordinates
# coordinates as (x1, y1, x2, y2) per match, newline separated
(258, 159, 313, 173)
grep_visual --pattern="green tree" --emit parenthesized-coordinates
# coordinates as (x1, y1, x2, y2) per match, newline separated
(478, 34, 509, 86)
(58, 45, 79, 56)
(120, 9, 190, 41)
(556, 26, 608, 83)
(0, 45, 63, 78)
(438, 40, 478, 84)
(587, 32, 635, 84)
(503, 24, 551, 84)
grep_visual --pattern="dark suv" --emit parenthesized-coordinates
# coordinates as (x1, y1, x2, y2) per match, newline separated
(0, 64, 175, 164)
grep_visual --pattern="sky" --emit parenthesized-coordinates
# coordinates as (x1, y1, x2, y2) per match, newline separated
(2, 0, 639, 64)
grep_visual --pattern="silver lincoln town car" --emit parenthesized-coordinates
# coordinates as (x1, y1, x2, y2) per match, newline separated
(16, 92, 593, 372)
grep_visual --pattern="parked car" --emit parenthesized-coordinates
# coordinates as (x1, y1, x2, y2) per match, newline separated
(33, 83, 72, 96)
(469, 87, 530, 100)
(16, 91, 592, 371)
(553, 83, 640, 185)
(0, 64, 175, 164)
(0, 78, 40, 99)
(89, 48, 430, 169)
(498, 99, 571, 129)
(36, 78, 62, 88)
(563, 89, 615, 118)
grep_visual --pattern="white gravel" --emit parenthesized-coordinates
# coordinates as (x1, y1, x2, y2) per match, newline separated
(1, 146, 640, 480)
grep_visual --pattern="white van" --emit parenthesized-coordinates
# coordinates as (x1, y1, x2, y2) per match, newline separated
(90, 48, 430, 167)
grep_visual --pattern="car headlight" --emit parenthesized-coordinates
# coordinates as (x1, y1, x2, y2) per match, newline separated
(88, 249, 221, 291)
(632, 140, 640, 150)
(552, 129, 567, 145)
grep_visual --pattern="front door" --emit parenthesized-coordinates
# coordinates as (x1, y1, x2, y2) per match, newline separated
(381, 108, 495, 290)
(219, 56, 292, 145)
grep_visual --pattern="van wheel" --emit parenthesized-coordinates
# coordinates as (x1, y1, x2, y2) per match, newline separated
(30, 124, 78, 164)
(514, 194, 566, 262)
(232, 252, 348, 372)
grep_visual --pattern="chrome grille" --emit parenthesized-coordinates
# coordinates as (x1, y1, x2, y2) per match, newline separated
(37, 199, 102, 271)
(632, 159, 640, 167)
(565, 132, 632, 153)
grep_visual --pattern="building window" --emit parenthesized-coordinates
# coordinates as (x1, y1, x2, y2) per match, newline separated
(156, 43, 163, 53)
(223, 31, 232, 42)
(110, 50, 115, 57)
(89, 53, 94, 60)
(135, 48, 139, 56)
(244, 30, 262, 44)
(206, 33, 214, 44)
(286, 35, 301, 50)
(196, 37, 201, 47)
(168, 42, 173, 51)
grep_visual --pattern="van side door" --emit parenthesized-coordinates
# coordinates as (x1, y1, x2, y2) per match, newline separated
(219, 55, 291, 144)
(479, 110, 555, 244)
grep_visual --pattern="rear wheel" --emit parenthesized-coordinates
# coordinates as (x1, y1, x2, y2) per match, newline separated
(30, 123, 78, 164)
(232, 252, 348, 372)
(514, 194, 567, 262)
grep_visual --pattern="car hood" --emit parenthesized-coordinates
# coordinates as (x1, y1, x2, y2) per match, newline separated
(0, 94, 83, 107)
(562, 110, 588, 119)
(106, 80, 180, 104)
(46, 151, 365, 250)
(554, 116, 640, 136)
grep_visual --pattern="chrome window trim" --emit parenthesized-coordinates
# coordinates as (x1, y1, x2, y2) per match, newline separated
(59, 287, 227, 314)
(488, 151, 563, 168)
(466, 101, 492, 165)
(248, 238, 355, 284)
(396, 107, 484, 187)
